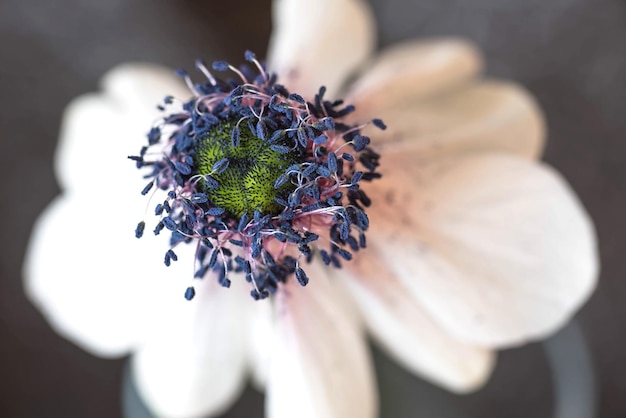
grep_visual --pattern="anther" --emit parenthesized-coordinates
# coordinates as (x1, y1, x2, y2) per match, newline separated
(133, 51, 383, 301)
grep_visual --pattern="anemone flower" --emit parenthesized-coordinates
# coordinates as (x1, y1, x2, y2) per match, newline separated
(23, 0, 598, 417)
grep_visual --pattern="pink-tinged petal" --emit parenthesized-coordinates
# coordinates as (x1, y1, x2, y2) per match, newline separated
(339, 254, 495, 393)
(368, 81, 545, 160)
(55, 64, 187, 192)
(132, 276, 249, 418)
(267, 0, 376, 99)
(366, 152, 598, 348)
(347, 39, 483, 116)
(23, 192, 173, 357)
(266, 262, 376, 418)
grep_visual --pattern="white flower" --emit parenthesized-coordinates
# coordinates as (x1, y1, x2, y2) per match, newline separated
(23, 0, 598, 417)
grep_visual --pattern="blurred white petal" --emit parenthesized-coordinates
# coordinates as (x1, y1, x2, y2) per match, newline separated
(367, 81, 545, 160)
(267, 0, 376, 98)
(266, 262, 376, 418)
(340, 254, 495, 393)
(101, 63, 190, 115)
(347, 39, 483, 116)
(247, 295, 275, 390)
(132, 276, 250, 418)
(25, 64, 192, 357)
(55, 64, 187, 192)
(23, 193, 175, 357)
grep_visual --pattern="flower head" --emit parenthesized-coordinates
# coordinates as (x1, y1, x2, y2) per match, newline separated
(132, 51, 384, 300)
(23, 0, 598, 417)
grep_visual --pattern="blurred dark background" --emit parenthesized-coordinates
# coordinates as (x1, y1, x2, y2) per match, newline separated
(1, 0, 624, 417)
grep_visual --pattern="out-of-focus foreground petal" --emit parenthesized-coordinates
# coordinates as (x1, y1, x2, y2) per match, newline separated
(367, 152, 598, 348)
(267, 0, 376, 99)
(132, 273, 250, 418)
(247, 295, 275, 390)
(266, 262, 376, 418)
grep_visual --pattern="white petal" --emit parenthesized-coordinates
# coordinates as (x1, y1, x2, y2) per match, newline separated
(366, 153, 598, 347)
(26, 65, 196, 358)
(54, 94, 151, 194)
(55, 64, 187, 191)
(23, 192, 172, 357)
(347, 39, 483, 116)
(247, 295, 275, 390)
(132, 276, 250, 418)
(266, 262, 376, 418)
(339, 254, 495, 393)
(267, 0, 376, 99)
(101, 63, 190, 116)
(368, 81, 545, 160)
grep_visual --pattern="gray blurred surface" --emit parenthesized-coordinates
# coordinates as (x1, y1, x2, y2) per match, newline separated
(0, 0, 624, 417)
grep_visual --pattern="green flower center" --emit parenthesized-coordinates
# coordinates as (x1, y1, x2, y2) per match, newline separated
(195, 120, 299, 218)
